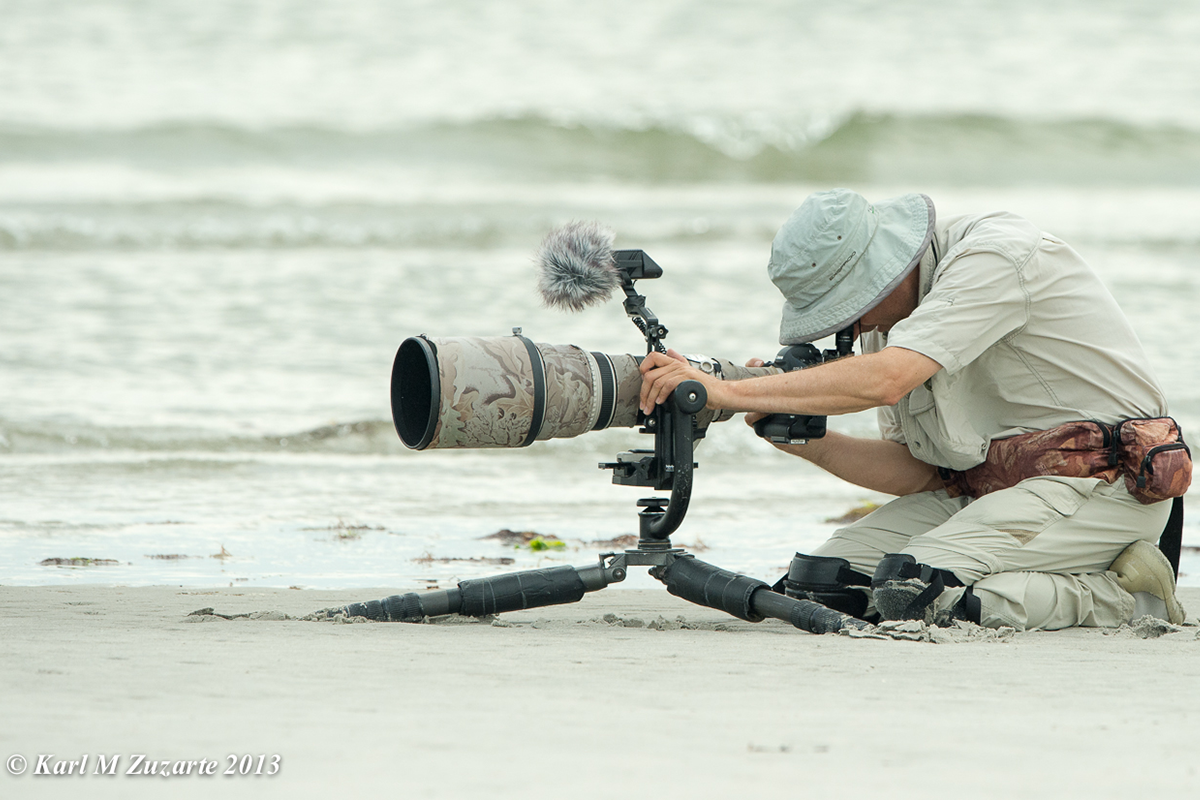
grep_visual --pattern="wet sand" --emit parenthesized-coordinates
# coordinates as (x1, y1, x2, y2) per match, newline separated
(2, 585, 1199, 799)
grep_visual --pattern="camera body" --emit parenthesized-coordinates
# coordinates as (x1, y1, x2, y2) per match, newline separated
(751, 327, 855, 445)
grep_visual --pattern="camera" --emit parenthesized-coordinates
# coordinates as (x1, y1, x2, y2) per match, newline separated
(751, 326, 855, 445)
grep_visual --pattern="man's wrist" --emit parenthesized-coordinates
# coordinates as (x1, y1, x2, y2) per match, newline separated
(703, 374, 733, 410)
(792, 431, 843, 463)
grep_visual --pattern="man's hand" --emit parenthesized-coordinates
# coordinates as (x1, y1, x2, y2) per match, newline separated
(744, 410, 769, 429)
(638, 349, 719, 415)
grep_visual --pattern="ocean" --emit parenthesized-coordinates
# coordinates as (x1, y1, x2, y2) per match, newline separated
(3, 0, 1200, 590)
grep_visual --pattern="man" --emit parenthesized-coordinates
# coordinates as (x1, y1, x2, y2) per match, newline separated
(639, 189, 1188, 630)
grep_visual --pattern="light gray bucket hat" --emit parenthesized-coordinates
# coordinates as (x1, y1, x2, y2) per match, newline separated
(768, 189, 935, 344)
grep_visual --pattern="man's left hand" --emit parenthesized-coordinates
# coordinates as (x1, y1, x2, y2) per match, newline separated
(638, 349, 719, 415)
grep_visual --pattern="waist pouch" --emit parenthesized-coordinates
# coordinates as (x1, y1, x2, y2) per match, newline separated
(939, 417, 1191, 505)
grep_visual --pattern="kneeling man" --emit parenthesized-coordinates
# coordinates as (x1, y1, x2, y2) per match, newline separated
(640, 189, 1189, 630)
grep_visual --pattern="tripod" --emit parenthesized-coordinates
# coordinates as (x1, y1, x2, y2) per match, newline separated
(341, 250, 866, 633)
(342, 380, 864, 634)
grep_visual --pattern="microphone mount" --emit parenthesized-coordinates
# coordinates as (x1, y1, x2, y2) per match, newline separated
(613, 249, 668, 354)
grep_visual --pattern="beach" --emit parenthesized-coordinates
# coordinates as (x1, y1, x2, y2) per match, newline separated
(5, 3, 1200, 796)
(3, 585, 1199, 798)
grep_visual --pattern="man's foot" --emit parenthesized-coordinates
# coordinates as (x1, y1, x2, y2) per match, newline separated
(1110, 540, 1186, 625)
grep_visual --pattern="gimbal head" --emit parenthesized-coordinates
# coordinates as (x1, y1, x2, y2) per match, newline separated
(600, 378, 706, 543)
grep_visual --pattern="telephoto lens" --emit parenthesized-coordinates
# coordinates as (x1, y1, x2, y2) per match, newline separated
(391, 334, 778, 449)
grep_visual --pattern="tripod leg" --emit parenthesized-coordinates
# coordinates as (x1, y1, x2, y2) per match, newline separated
(751, 587, 870, 635)
(342, 560, 624, 622)
(654, 556, 868, 634)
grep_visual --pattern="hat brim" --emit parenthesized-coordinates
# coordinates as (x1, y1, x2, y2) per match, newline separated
(779, 193, 935, 344)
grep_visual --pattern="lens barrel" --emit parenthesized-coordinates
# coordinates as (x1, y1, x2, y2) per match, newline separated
(391, 334, 774, 450)
(392, 337, 442, 449)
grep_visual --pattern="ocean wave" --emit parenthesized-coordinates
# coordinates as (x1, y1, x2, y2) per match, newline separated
(3, 112, 1200, 185)
(4, 112, 1200, 251)
(0, 204, 528, 250)
(4, 196, 1200, 252)
(0, 418, 407, 456)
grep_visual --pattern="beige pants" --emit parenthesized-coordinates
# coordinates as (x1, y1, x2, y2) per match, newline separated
(812, 476, 1172, 630)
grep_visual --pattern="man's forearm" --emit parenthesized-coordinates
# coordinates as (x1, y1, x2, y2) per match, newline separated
(639, 346, 942, 418)
(774, 430, 943, 496)
(709, 348, 941, 415)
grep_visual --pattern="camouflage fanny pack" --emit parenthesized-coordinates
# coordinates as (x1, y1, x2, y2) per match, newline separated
(939, 417, 1192, 505)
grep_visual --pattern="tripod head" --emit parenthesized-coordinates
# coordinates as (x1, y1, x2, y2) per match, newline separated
(600, 378, 705, 543)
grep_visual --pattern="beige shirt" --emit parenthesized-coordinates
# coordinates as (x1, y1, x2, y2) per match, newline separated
(870, 211, 1166, 471)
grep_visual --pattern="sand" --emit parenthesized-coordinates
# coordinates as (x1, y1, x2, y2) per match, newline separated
(3, 585, 1200, 799)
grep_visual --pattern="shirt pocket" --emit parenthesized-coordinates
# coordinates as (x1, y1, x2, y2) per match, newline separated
(907, 382, 935, 414)
(898, 383, 938, 460)
(899, 379, 994, 470)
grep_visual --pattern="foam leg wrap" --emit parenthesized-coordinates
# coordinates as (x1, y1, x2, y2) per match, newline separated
(457, 565, 587, 616)
(655, 556, 767, 622)
(344, 565, 587, 622)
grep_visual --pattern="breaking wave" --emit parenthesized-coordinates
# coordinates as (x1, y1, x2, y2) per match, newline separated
(4, 112, 1200, 251)
(3, 111, 1199, 184)
(0, 418, 406, 456)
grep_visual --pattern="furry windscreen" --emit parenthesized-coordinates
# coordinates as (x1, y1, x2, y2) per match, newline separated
(535, 221, 619, 311)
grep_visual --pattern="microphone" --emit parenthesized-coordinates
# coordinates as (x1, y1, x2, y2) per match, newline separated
(535, 221, 620, 311)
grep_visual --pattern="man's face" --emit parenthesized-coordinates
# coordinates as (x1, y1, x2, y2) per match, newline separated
(852, 268, 920, 341)
(854, 308, 893, 339)
(854, 301, 905, 340)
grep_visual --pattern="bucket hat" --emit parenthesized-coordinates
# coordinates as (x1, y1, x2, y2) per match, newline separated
(768, 189, 935, 344)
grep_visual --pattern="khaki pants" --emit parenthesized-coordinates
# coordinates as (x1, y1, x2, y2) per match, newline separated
(812, 476, 1172, 630)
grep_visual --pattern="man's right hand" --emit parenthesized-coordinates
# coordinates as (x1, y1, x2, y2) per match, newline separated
(744, 410, 769, 429)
